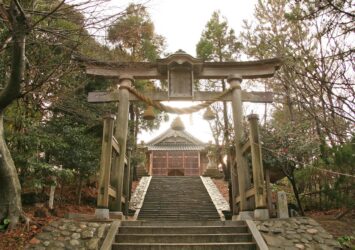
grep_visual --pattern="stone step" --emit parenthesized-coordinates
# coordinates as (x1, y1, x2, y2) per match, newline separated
(121, 221, 245, 227)
(140, 201, 216, 204)
(139, 213, 220, 216)
(137, 216, 221, 220)
(138, 213, 220, 216)
(137, 176, 220, 221)
(116, 233, 252, 243)
(139, 208, 218, 212)
(138, 214, 221, 218)
(112, 242, 256, 250)
(118, 226, 248, 234)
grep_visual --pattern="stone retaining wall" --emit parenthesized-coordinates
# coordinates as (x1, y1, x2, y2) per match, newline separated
(27, 219, 110, 250)
(129, 176, 151, 211)
(254, 217, 341, 250)
(201, 176, 230, 220)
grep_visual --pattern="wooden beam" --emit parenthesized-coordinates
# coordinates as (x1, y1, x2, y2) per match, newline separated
(80, 58, 281, 79)
(112, 137, 120, 154)
(88, 90, 273, 103)
(236, 187, 256, 203)
(241, 140, 251, 155)
(108, 186, 116, 198)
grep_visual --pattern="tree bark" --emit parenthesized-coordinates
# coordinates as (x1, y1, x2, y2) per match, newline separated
(0, 1, 29, 228)
(77, 175, 83, 205)
(283, 167, 305, 216)
(0, 112, 25, 228)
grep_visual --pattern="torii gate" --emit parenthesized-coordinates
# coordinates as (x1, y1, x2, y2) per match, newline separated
(79, 51, 281, 220)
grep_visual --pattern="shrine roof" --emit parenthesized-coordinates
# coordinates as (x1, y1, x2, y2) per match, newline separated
(147, 145, 205, 151)
(146, 127, 206, 151)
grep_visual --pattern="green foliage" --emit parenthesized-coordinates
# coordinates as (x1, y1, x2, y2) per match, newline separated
(312, 138, 355, 209)
(0, 218, 10, 231)
(261, 107, 320, 173)
(196, 11, 242, 61)
(337, 235, 355, 249)
(107, 3, 165, 61)
(24, 161, 74, 192)
(44, 116, 100, 178)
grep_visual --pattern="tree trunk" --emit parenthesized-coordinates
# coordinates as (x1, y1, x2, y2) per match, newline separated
(77, 175, 83, 205)
(0, 112, 26, 228)
(288, 174, 305, 216)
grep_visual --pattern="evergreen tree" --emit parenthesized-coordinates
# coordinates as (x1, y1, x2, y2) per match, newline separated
(196, 11, 242, 181)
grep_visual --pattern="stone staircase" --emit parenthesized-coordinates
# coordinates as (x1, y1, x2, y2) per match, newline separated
(110, 176, 257, 249)
(113, 220, 256, 250)
(138, 176, 220, 221)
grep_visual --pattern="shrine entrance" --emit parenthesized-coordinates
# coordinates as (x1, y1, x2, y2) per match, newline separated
(78, 50, 281, 220)
(168, 169, 184, 176)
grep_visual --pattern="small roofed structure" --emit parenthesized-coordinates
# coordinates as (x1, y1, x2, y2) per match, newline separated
(143, 117, 209, 176)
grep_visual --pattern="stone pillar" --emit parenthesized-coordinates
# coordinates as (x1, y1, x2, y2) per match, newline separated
(228, 74, 248, 216)
(265, 168, 274, 217)
(248, 114, 269, 220)
(111, 75, 133, 212)
(277, 191, 289, 219)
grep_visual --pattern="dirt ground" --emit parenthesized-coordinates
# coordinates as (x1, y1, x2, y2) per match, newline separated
(307, 210, 355, 239)
(0, 181, 140, 250)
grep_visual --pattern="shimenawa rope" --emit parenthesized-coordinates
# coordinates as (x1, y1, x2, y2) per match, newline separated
(119, 85, 235, 114)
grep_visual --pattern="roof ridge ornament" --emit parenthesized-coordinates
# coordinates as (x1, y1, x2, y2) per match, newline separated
(171, 116, 185, 131)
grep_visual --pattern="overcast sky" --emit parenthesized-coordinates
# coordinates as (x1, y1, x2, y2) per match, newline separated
(147, 0, 258, 56)
(98, 0, 260, 143)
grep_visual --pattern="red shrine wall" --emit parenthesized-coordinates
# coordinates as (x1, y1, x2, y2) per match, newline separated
(150, 150, 201, 176)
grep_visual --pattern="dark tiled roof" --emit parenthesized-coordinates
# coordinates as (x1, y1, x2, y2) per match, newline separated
(147, 145, 205, 151)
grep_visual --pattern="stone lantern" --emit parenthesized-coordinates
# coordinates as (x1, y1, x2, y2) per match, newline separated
(202, 150, 223, 179)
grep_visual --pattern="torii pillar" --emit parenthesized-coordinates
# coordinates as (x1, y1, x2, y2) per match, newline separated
(110, 75, 133, 212)
(228, 75, 249, 216)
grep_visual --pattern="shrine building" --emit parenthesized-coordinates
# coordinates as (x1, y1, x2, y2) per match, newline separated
(143, 117, 209, 176)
